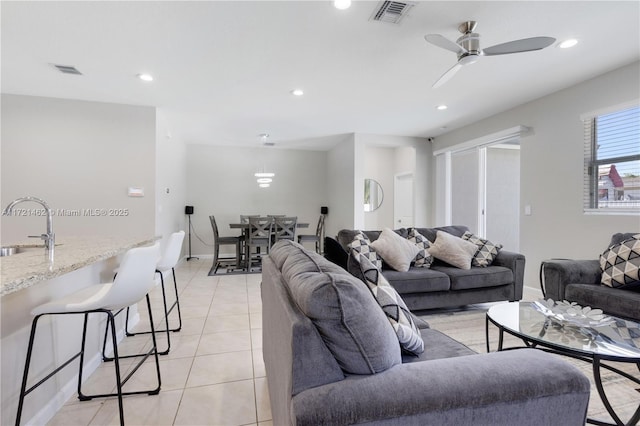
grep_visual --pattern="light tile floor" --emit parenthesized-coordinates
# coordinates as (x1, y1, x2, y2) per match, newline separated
(48, 258, 272, 426)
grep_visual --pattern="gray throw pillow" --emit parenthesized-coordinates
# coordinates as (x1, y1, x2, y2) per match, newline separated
(278, 241, 402, 375)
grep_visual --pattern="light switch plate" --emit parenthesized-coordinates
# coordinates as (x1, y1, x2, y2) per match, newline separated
(128, 187, 144, 197)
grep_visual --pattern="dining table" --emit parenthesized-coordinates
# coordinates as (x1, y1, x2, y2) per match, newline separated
(228, 220, 309, 270)
(229, 222, 309, 230)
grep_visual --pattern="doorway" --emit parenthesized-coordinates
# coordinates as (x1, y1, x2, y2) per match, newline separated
(394, 172, 414, 228)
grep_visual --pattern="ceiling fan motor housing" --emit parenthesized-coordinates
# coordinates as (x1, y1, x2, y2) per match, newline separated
(456, 32, 481, 59)
(456, 20, 481, 59)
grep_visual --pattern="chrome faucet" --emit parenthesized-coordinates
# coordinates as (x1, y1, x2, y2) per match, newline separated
(2, 196, 55, 262)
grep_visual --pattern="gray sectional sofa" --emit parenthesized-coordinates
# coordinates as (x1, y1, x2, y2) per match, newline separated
(262, 240, 590, 426)
(542, 232, 640, 321)
(325, 225, 525, 311)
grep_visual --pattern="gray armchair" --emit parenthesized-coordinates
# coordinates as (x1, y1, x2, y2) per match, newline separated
(542, 232, 640, 321)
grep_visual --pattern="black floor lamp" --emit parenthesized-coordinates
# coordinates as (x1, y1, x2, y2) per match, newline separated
(185, 205, 198, 261)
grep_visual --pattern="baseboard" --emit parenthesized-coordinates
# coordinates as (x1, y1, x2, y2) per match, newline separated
(25, 312, 140, 425)
(180, 254, 213, 261)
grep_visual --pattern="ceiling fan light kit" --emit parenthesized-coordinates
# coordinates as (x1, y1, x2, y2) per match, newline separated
(426, 20, 556, 88)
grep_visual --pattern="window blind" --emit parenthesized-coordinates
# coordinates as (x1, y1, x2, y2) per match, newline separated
(583, 105, 640, 212)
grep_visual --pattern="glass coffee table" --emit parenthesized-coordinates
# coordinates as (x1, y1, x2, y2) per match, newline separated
(486, 301, 640, 426)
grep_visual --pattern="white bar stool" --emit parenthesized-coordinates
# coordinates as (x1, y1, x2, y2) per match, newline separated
(15, 243, 161, 426)
(124, 231, 185, 354)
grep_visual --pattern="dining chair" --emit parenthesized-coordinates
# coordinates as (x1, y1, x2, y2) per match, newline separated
(16, 244, 162, 426)
(298, 214, 325, 253)
(240, 214, 259, 224)
(210, 215, 243, 272)
(245, 216, 273, 269)
(273, 216, 298, 244)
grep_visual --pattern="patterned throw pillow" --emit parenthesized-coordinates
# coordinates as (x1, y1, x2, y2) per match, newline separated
(462, 231, 503, 267)
(600, 234, 640, 289)
(352, 251, 425, 355)
(407, 228, 433, 268)
(348, 231, 383, 270)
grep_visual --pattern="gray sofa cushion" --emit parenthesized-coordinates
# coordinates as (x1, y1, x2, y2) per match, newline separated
(291, 349, 590, 426)
(415, 225, 470, 243)
(271, 240, 402, 375)
(383, 268, 451, 293)
(261, 256, 346, 406)
(402, 328, 476, 363)
(433, 265, 514, 291)
(565, 283, 640, 321)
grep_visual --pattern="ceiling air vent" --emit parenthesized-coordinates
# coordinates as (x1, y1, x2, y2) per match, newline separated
(371, 1, 415, 24)
(52, 64, 83, 75)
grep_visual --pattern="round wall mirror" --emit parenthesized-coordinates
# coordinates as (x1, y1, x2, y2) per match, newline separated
(364, 179, 384, 212)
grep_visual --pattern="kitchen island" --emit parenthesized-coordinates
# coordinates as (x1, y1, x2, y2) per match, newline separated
(1, 235, 157, 296)
(1, 235, 158, 426)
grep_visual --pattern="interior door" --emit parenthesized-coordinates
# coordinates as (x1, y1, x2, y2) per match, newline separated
(394, 173, 414, 228)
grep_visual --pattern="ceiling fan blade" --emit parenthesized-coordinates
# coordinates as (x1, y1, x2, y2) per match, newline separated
(425, 34, 467, 55)
(482, 36, 556, 56)
(432, 62, 463, 89)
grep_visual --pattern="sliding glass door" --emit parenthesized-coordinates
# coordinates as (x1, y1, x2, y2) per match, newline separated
(437, 142, 520, 251)
(451, 148, 480, 235)
(485, 145, 520, 251)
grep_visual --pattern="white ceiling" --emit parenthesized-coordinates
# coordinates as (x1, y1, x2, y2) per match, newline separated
(2, 1, 639, 150)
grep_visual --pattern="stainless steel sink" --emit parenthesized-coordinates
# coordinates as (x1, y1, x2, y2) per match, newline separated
(0, 246, 21, 256)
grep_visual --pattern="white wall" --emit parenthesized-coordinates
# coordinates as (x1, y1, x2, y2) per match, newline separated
(327, 134, 358, 237)
(1, 94, 156, 242)
(185, 144, 328, 258)
(155, 108, 188, 254)
(364, 146, 395, 230)
(356, 134, 429, 231)
(0, 94, 162, 425)
(432, 61, 640, 288)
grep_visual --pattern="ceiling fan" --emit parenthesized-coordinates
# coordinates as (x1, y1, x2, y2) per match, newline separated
(425, 21, 556, 88)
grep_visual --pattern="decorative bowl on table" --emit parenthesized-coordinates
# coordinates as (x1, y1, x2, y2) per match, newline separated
(532, 299, 615, 328)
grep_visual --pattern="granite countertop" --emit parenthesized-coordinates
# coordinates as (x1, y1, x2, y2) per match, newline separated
(0, 235, 157, 296)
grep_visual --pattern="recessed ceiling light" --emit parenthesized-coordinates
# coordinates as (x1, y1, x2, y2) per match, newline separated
(558, 39, 578, 49)
(255, 172, 275, 178)
(334, 0, 351, 10)
(257, 178, 273, 184)
(259, 183, 270, 188)
(137, 73, 154, 82)
(291, 89, 304, 96)
(436, 105, 448, 111)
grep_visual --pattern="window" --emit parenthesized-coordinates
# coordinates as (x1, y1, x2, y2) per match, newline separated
(583, 104, 640, 213)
